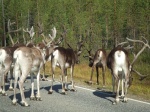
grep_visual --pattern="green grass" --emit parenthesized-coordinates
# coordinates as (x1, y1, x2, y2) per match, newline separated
(42, 61, 150, 102)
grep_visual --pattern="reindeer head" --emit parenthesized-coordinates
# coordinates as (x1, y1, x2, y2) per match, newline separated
(83, 49, 94, 67)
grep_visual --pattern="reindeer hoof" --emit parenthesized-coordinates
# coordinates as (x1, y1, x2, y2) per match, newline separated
(9, 87, 14, 91)
(21, 101, 30, 107)
(70, 89, 77, 92)
(65, 88, 68, 91)
(85, 81, 92, 85)
(112, 101, 117, 105)
(96, 83, 99, 85)
(2, 93, 7, 96)
(48, 91, 53, 94)
(120, 95, 125, 99)
(112, 98, 119, 105)
(42, 78, 46, 81)
(12, 102, 17, 106)
(61, 92, 67, 95)
(36, 97, 42, 101)
(30, 97, 36, 100)
(123, 98, 128, 103)
(24, 80, 28, 83)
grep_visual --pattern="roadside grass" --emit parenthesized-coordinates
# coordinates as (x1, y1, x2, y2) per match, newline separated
(42, 61, 150, 102)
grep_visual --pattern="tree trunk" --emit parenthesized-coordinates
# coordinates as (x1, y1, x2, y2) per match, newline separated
(113, 0, 118, 47)
(105, 14, 109, 49)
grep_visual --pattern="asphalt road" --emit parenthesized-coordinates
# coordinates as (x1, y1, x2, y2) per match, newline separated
(0, 78, 150, 112)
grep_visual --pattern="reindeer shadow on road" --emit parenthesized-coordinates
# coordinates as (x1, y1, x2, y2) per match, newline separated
(93, 89, 115, 103)
(9, 89, 31, 106)
(44, 84, 62, 94)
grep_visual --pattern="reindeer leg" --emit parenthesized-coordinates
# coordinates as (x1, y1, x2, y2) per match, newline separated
(36, 71, 42, 101)
(61, 67, 67, 95)
(112, 75, 115, 95)
(12, 66, 20, 105)
(102, 66, 106, 87)
(96, 66, 99, 85)
(2, 73, 7, 96)
(123, 73, 129, 103)
(42, 64, 47, 81)
(70, 66, 76, 92)
(9, 68, 14, 91)
(48, 59, 56, 94)
(64, 69, 68, 91)
(0, 76, 2, 94)
(30, 74, 35, 100)
(123, 80, 128, 103)
(18, 73, 29, 107)
(89, 66, 95, 84)
(113, 78, 120, 105)
(121, 79, 125, 98)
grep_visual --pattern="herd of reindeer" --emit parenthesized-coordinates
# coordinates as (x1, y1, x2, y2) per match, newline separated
(0, 19, 149, 107)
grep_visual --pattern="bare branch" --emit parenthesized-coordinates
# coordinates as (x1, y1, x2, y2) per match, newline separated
(66, 43, 72, 49)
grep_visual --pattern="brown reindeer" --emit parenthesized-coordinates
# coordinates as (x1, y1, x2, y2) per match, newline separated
(84, 49, 107, 87)
(0, 19, 24, 95)
(48, 39, 84, 95)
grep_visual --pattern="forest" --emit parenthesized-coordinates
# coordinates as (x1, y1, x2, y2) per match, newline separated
(0, 0, 149, 49)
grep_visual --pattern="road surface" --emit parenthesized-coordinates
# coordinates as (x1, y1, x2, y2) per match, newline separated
(0, 78, 150, 112)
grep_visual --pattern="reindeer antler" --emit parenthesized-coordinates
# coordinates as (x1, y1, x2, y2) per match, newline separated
(126, 37, 150, 79)
(23, 26, 35, 41)
(48, 27, 56, 41)
(37, 22, 48, 42)
(127, 37, 150, 66)
(7, 19, 21, 46)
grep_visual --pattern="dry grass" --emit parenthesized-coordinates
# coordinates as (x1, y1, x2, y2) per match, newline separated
(42, 62, 150, 102)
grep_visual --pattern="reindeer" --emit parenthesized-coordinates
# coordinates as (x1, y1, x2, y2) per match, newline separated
(107, 37, 150, 105)
(48, 39, 84, 95)
(0, 47, 13, 95)
(84, 49, 107, 87)
(37, 23, 57, 81)
(12, 46, 44, 106)
(8, 25, 35, 91)
(12, 26, 62, 106)
(107, 45, 130, 104)
(0, 19, 24, 95)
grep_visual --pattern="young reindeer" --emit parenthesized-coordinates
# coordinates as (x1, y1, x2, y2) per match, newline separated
(48, 39, 84, 95)
(84, 49, 107, 87)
